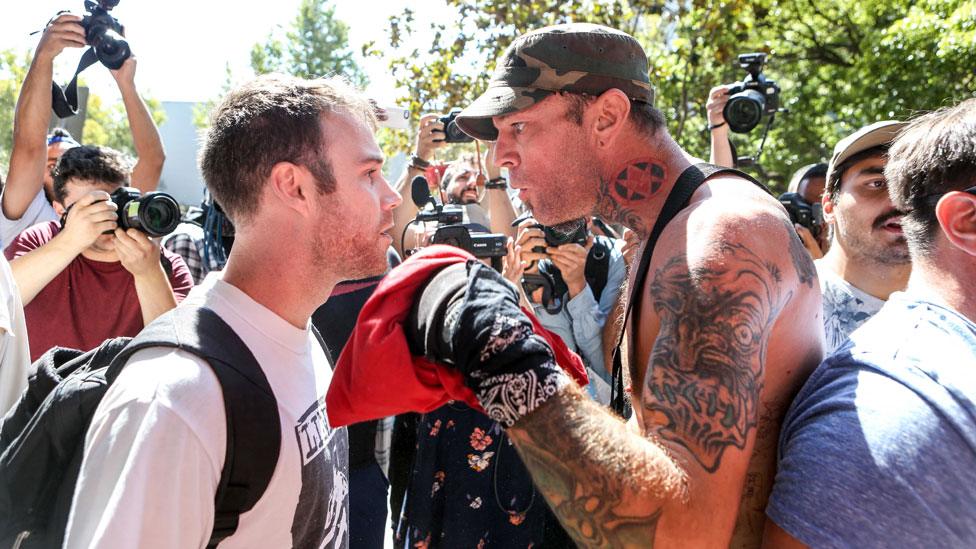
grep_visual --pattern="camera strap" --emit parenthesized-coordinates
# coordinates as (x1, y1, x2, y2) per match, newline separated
(609, 163, 768, 417)
(51, 47, 99, 119)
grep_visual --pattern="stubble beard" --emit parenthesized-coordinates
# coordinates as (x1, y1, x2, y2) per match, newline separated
(835, 216, 911, 267)
(313, 225, 387, 282)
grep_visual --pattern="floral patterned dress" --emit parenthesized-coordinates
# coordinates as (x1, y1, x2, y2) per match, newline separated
(394, 402, 570, 548)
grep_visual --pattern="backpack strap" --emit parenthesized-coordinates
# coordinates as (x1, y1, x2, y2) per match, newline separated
(106, 306, 280, 548)
(609, 163, 768, 415)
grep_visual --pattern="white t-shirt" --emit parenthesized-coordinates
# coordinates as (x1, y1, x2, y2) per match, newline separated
(0, 189, 58, 248)
(64, 273, 349, 548)
(815, 260, 886, 354)
(0, 254, 31, 416)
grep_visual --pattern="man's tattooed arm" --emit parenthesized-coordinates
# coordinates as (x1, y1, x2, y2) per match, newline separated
(508, 387, 686, 548)
(643, 241, 784, 472)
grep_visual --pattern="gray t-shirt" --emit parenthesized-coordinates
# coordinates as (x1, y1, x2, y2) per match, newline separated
(816, 260, 885, 353)
(0, 189, 58, 248)
(767, 291, 976, 548)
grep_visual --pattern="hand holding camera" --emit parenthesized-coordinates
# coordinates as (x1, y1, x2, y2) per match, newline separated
(706, 85, 731, 130)
(57, 190, 118, 253)
(113, 227, 163, 277)
(414, 114, 447, 163)
(36, 13, 87, 62)
(547, 239, 590, 299)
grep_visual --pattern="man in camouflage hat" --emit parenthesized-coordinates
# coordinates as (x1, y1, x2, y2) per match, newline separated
(443, 23, 826, 546)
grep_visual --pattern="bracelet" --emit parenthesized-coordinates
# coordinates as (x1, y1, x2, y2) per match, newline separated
(409, 154, 431, 170)
(708, 122, 726, 131)
(485, 177, 508, 189)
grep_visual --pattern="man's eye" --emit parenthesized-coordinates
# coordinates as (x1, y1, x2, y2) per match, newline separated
(512, 122, 525, 134)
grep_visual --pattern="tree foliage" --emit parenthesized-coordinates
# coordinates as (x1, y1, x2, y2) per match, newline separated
(379, 0, 976, 191)
(0, 49, 165, 172)
(251, 0, 367, 86)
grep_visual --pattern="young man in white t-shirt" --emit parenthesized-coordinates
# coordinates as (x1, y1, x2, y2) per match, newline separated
(1, 13, 164, 247)
(63, 74, 401, 548)
(816, 121, 912, 351)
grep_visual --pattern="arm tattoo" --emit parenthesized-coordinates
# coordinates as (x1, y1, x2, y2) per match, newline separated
(596, 159, 667, 239)
(643, 242, 785, 472)
(508, 389, 685, 548)
(783, 219, 817, 288)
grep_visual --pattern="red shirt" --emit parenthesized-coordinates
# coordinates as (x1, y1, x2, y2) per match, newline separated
(5, 222, 194, 361)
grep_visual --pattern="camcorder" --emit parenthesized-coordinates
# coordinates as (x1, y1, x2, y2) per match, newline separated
(437, 109, 474, 144)
(779, 192, 824, 239)
(723, 53, 780, 133)
(408, 176, 506, 265)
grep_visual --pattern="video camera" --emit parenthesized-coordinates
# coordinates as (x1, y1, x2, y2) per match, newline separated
(408, 176, 506, 263)
(723, 53, 780, 134)
(779, 192, 823, 239)
(437, 109, 474, 144)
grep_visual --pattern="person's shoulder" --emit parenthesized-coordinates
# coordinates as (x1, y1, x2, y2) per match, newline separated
(105, 346, 226, 450)
(5, 221, 60, 254)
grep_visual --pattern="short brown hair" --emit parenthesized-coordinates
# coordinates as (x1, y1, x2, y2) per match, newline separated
(199, 74, 376, 223)
(886, 98, 976, 256)
(563, 92, 665, 136)
(53, 145, 131, 203)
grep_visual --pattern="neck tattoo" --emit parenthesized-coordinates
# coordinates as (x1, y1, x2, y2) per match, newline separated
(596, 157, 668, 239)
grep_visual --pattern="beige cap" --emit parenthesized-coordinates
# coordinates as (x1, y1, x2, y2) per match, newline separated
(826, 120, 907, 185)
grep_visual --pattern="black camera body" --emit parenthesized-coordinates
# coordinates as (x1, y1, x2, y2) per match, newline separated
(723, 53, 780, 133)
(532, 221, 588, 253)
(110, 186, 181, 237)
(438, 108, 474, 144)
(779, 192, 823, 238)
(431, 225, 506, 258)
(80, 0, 130, 70)
(409, 175, 505, 260)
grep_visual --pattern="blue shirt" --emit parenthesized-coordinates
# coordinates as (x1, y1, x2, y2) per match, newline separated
(767, 291, 976, 548)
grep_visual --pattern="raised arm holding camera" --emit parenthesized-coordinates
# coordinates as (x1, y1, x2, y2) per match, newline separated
(1, 7, 164, 247)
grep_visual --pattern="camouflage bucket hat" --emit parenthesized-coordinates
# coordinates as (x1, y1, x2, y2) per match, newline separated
(455, 23, 654, 141)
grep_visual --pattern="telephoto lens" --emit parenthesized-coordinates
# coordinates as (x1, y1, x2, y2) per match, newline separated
(724, 89, 766, 133)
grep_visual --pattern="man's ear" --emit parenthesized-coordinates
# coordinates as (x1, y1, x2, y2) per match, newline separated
(821, 192, 836, 224)
(53, 201, 66, 217)
(935, 191, 976, 256)
(267, 161, 314, 216)
(591, 89, 631, 149)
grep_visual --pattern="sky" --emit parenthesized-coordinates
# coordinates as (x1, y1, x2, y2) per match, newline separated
(0, 0, 461, 105)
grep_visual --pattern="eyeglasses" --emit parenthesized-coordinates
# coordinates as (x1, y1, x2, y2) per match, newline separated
(922, 185, 976, 205)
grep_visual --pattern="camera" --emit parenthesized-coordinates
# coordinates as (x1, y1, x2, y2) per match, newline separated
(531, 220, 588, 254)
(438, 109, 474, 144)
(408, 176, 506, 262)
(723, 53, 780, 133)
(779, 192, 823, 239)
(110, 186, 181, 237)
(80, 0, 130, 70)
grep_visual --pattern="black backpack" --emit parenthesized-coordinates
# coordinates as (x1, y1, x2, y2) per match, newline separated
(0, 305, 290, 549)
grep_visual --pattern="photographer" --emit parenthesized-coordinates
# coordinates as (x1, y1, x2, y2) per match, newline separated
(392, 115, 517, 255)
(785, 162, 829, 258)
(504, 217, 626, 404)
(4, 145, 192, 361)
(1, 12, 164, 248)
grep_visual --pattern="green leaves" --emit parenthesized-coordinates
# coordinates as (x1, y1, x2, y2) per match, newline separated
(380, 0, 976, 191)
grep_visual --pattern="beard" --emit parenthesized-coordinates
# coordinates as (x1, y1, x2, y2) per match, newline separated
(835, 209, 911, 266)
(312, 221, 389, 282)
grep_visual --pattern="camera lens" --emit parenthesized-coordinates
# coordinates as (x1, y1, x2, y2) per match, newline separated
(92, 28, 131, 70)
(723, 89, 766, 133)
(125, 193, 180, 237)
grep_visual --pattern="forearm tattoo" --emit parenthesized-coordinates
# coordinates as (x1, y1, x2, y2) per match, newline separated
(596, 159, 667, 239)
(644, 242, 785, 472)
(509, 390, 684, 548)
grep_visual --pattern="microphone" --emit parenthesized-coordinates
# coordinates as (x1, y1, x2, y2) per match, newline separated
(411, 176, 433, 208)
